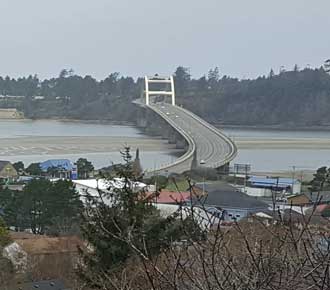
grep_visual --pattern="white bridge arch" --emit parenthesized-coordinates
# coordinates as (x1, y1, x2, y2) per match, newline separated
(144, 75, 175, 106)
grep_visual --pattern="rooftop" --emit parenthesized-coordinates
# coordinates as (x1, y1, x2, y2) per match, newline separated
(253, 208, 329, 226)
(73, 178, 147, 191)
(0, 160, 10, 171)
(249, 176, 299, 188)
(193, 182, 268, 210)
(147, 190, 191, 204)
(40, 159, 74, 172)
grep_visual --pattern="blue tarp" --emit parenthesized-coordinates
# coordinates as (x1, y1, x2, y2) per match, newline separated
(40, 159, 73, 172)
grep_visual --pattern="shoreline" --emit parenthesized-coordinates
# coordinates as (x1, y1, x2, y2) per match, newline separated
(0, 136, 177, 157)
(0, 117, 135, 126)
(216, 123, 330, 132)
(3, 117, 330, 131)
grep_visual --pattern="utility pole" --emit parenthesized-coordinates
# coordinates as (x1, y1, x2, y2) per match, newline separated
(292, 165, 296, 194)
(200, 160, 206, 195)
(243, 164, 251, 193)
(271, 176, 280, 215)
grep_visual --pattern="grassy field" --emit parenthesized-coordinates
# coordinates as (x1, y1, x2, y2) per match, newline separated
(165, 179, 190, 192)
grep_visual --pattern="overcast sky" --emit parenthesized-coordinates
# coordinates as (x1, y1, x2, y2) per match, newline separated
(0, 0, 329, 80)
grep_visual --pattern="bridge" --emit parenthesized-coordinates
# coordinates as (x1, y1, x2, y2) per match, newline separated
(136, 75, 237, 175)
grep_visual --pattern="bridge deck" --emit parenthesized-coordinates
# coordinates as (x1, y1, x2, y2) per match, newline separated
(152, 103, 236, 170)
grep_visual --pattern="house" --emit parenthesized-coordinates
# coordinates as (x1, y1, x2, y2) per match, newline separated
(287, 191, 330, 206)
(146, 190, 191, 204)
(73, 178, 148, 205)
(192, 182, 268, 221)
(286, 193, 311, 206)
(0, 108, 23, 119)
(40, 159, 75, 179)
(250, 207, 329, 228)
(248, 176, 301, 195)
(0, 161, 18, 182)
(309, 191, 330, 204)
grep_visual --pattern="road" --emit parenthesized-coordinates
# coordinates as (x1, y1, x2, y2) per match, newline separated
(151, 102, 237, 170)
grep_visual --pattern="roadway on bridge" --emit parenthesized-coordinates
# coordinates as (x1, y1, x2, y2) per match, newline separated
(152, 103, 236, 169)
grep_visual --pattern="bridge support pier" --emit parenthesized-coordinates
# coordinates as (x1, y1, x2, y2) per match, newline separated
(216, 163, 230, 176)
(136, 106, 187, 150)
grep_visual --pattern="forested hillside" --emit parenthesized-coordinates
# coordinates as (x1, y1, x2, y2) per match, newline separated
(1, 65, 330, 126)
(0, 70, 141, 122)
(175, 65, 330, 126)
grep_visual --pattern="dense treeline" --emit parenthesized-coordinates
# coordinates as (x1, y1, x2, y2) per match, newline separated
(1, 65, 330, 126)
(174, 65, 330, 126)
(0, 70, 142, 121)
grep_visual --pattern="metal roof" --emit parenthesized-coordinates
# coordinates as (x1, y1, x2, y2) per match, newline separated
(40, 159, 73, 172)
(249, 176, 299, 187)
(0, 160, 10, 171)
(193, 182, 268, 210)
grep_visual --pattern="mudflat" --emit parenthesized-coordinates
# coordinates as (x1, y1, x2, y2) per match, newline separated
(2, 134, 330, 158)
(0, 136, 175, 157)
(234, 137, 330, 149)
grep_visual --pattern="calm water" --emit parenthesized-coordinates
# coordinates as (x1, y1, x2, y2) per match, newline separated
(223, 127, 330, 140)
(0, 119, 143, 138)
(223, 128, 330, 172)
(1, 120, 330, 172)
(0, 120, 178, 170)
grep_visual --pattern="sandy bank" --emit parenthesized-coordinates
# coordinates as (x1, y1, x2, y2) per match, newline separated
(0, 136, 176, 157)
(234, 137, 330, 149)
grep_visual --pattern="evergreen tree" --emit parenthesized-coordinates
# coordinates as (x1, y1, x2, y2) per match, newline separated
(174, 66, 191, 96)
(76, 158, 94, 179)
(12, 161, 24, 173)
(268, 68, 275, 78)
(78, 147, 202, 288)
(0, 218, 11, 248)
(131, 148, 143, 178)
(208, 67, 220, 85)
(26, 163, 42, 176)
(47, 180, 83, 235)
(310, 166, 330, 192)
(1, 179, 82, 234)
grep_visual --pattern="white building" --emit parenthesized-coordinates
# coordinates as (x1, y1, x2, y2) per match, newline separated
(73, 178, 148, 205)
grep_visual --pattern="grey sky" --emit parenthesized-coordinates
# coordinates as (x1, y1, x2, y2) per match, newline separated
(0, 0, 329, 80)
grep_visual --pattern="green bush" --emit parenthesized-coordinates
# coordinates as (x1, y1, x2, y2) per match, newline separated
(0, 218, 12, 248)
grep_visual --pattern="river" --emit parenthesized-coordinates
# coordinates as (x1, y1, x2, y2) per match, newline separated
(1, 119, 330, 172)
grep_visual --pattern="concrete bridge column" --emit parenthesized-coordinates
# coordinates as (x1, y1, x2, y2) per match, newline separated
(175, 134, 186, 149)
(168, 128, 177, 144)
(217, 163, 230, 175)
(136, 108, 148, 128)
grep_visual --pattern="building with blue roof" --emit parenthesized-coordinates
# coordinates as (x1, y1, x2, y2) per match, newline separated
(248, 176, 301, 195)
(40, 159, 76, 179)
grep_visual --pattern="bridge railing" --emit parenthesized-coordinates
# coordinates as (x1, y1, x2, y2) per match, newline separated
(144, 104, 196, 175)
(134, 98, 237, 175)
(177, 105, 237, 168)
